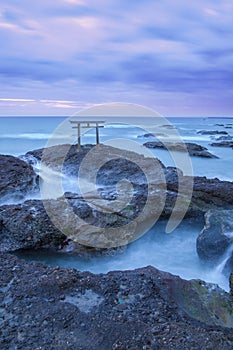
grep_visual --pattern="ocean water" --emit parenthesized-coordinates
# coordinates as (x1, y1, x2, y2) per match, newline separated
(1, 116, 233, 291)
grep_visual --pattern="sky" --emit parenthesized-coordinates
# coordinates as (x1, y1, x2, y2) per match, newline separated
(0, 0, 233, 116)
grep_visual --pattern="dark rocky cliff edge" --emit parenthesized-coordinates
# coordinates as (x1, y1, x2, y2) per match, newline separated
(0, 254, 233, 350)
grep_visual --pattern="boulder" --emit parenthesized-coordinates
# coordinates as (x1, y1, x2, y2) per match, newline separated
(0, 200, 67, 252)
(0, 154, 38, 203)
(196, 210, 233, 260)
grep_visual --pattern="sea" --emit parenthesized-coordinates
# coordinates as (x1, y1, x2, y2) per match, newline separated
(1, 115, 233, 291)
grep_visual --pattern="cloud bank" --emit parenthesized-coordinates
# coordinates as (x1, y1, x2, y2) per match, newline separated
(0, 0, 233, 115)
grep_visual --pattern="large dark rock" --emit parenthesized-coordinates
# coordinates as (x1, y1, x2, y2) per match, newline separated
(0, 155, 38, 203)
(165, 172, 233, 211)
(143, 141, 218, 158)
(0, 200, 67, 252)
(196, 210, 233, 260)
(0, 254, 233, 350)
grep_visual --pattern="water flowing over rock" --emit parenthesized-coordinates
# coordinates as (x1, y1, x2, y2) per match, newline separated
(0, 155, 38, 203)
(0, 254, 233, 350)
(1, 144, 233, 254)
(224, 254, 233, 274)
(196, 210, 233, 261)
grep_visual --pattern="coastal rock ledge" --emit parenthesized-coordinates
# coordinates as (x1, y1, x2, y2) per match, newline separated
(0, 154, 38, 203)
(0, 254, 233, 350)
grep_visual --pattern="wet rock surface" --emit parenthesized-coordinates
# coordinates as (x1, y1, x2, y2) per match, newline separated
(0, 155, 38, 203)
(0, 254, 233, 350)
(2, 175, 233, 254)
(0, 200, 67, 253)
(1, 144, 233, 348)
(1, 145, 233, 253)
(143, 141, 218, 158)
(196, 210, 233, 261)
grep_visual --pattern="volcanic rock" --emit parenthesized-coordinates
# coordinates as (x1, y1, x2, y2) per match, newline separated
(0, 155, 38, 203)
(0, 254, 233, 350)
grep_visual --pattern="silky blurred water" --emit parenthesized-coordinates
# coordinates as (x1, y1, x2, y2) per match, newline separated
(1, 116, 233, 291)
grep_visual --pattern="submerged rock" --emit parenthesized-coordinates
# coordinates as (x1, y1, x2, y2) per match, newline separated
(196, 210, 233, 261)
(143, 141, 218, 158)
(0, 254, 232, 350)
(0, 155, 38, 203)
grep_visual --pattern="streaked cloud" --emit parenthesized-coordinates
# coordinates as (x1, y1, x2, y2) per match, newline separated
(0, 0, 232, 115)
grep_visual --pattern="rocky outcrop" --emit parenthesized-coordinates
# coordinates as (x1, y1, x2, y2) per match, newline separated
(0, 254, 233, 350)
(0, 200, 67, 252)
(196, 210, 233, 260)
(143, 141, 218, 158)
(1, 144, 233, 254)
(0, 155, 38, 203)
(165, 173, 233, 211)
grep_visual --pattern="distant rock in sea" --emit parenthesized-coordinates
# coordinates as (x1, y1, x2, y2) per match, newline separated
(197, 130, 229, 135)
(210, 141, 233, 148)
(143, 141, 218, 158)
(215, 135, 233, 141)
